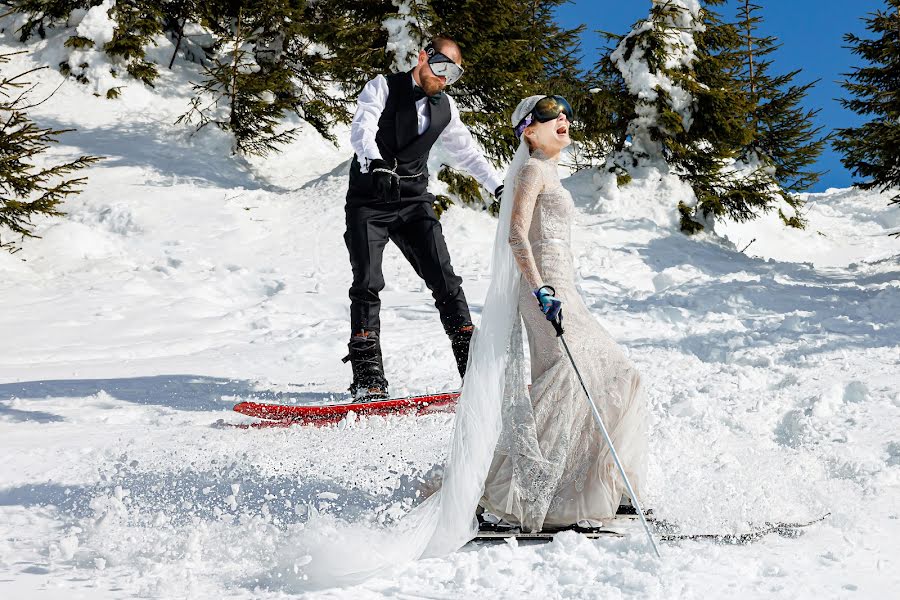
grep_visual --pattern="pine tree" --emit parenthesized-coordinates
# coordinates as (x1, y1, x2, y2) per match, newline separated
(164, 0, 207, 69)
(834, 0, 900, 215)
(179, 0, 352, 154)
(679, 0, 769, 230)
(383, 0, 430, 71)
(250, 0, 354, 144)
(736, 0, 824, 227)
(13, 0, 91, 42)
(102, 1, 167, 87)
(0, 52, 100, 252)
(304, 0, 396, 98)
(579, 31, 636, 177)
(178, 3, 292, 155)
(17, 1, 192, 93)
(599, 0, 804, 233)
(604, 0, 702, 171)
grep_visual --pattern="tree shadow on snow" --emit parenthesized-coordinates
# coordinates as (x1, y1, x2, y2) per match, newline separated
(591, 233, 899, 362)
(0, 375, 340, 413)
(35, 116, 288, 193)
(0, 402, 66, 423)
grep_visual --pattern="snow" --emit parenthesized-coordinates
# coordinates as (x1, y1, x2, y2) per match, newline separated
(611, 0, 704, 158)
(383, 1, 425, 72)
(74, 0, 116, 48)
(2, 16, 900, 600)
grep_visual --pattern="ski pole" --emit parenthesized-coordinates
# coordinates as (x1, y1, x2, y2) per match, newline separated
(545, 295, 661, 558)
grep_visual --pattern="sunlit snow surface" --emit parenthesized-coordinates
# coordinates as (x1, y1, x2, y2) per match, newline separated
(1, 21, 899, 600)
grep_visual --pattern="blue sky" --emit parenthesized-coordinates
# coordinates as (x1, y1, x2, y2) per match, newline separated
(554, 0, 887, 192)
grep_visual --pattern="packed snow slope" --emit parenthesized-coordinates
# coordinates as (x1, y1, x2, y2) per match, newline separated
(1, 21, 899, 600)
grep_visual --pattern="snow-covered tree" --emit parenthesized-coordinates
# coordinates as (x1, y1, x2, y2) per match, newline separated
(305, 0, 396, 99)
(679, 0, 772, 232)
(599, 0, 811, 233)
(249, 0, 354, 144)
(573, 32, 634, 174)
(834, 0, 900, 215)
(179, 0, 352, 154)
(101, 1, 167, 86)
(13, 0, 90, 42)
(18, 1, 183, 91)
(0, 52, 99, 252)
(383, 0, 429, 72)
(607, 0, 706, 170)
(179, 3, 293, 155)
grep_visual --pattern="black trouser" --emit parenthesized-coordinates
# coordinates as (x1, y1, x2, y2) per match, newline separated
(345, 201, 472, 336)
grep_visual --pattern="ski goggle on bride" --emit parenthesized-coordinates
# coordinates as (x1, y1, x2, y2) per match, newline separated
(425, 44, 464, 85)
(514, 96, 575, 138)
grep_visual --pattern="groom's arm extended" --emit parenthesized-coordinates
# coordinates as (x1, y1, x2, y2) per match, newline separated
(350, 75, 388, 173)
(439, 96, 504, 198)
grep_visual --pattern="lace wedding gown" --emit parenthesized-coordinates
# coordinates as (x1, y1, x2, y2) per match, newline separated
(479, 150, 649, 531)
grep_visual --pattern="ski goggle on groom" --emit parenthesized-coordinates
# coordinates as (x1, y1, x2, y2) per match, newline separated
(514, 96, 575, 139)
(424, 43, 464, 85)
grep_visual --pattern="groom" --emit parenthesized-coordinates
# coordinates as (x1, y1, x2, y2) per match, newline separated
(343, 37, 503, 401)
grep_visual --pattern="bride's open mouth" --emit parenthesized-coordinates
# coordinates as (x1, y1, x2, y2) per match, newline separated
(556, 125, 568, 136)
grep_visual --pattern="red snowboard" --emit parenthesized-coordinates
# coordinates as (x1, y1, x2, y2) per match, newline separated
(232, 391, 460, 428)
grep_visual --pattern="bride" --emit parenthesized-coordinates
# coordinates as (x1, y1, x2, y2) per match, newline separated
(414, 94, 649, 554)
(477, 95, 649, 531)
(296, 96, 650, 583)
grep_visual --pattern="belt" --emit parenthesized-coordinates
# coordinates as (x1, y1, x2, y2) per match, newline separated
(534, 238, 568, 247)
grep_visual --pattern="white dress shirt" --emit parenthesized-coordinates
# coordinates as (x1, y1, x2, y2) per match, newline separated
(350, 74, 504, 195)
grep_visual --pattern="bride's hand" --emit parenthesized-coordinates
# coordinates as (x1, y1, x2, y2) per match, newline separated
(533, 286, 562, 321)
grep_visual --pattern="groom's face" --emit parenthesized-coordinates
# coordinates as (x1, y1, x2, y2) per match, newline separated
(416, 46, 462, 96)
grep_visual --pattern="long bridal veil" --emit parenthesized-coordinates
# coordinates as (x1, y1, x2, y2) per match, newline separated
(284, 97, 545, 588)
(420, 120, 536, 557)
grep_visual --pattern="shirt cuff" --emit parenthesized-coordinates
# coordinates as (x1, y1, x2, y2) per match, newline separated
(485, 173, 504, 197)
(358, 154, 383, 174)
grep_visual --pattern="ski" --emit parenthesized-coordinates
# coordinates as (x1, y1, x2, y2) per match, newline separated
(471, 514, 829, 544)
(656, 513, 830, 544)
(232, 391, 460, 426)
(473, 530, 624, 541)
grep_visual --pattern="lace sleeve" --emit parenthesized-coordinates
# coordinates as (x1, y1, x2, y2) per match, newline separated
(508, 161, 543, 290)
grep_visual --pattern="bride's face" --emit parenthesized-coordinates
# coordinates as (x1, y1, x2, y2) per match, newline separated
(525, 112, 571, 155)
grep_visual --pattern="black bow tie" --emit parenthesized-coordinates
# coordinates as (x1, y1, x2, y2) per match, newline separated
(413, 86, 443, 106)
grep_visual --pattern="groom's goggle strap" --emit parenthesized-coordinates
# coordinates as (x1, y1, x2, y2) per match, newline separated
(514, 96, 575, 138)
(425, 44, 464, 85)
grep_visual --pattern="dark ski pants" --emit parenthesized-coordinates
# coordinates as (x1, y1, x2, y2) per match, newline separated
(345, 201, 472, 336)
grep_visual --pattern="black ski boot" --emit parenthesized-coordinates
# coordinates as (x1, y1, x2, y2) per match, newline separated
(449, 325, 474, 379)
(616, 495, 653, 518)
(342, 330, 389, 402)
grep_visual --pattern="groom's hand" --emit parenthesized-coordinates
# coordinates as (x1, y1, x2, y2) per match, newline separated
(488, 185, 504, 214)
(370, 158, 400, 203)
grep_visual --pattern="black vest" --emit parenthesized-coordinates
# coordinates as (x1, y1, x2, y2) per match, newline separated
(347, 71, 451, 205)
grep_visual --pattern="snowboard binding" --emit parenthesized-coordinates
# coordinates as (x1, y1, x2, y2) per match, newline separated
(343, 330, 389, 402)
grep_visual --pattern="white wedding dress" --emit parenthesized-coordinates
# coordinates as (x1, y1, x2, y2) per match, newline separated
(479, 149, 649, 531)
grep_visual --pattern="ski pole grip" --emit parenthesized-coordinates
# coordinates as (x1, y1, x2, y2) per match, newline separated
(552, 310, 564, 337)
(539, 285, 564, 337)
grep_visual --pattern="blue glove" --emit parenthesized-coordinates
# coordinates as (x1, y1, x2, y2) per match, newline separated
(533, 286, 562, 321)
